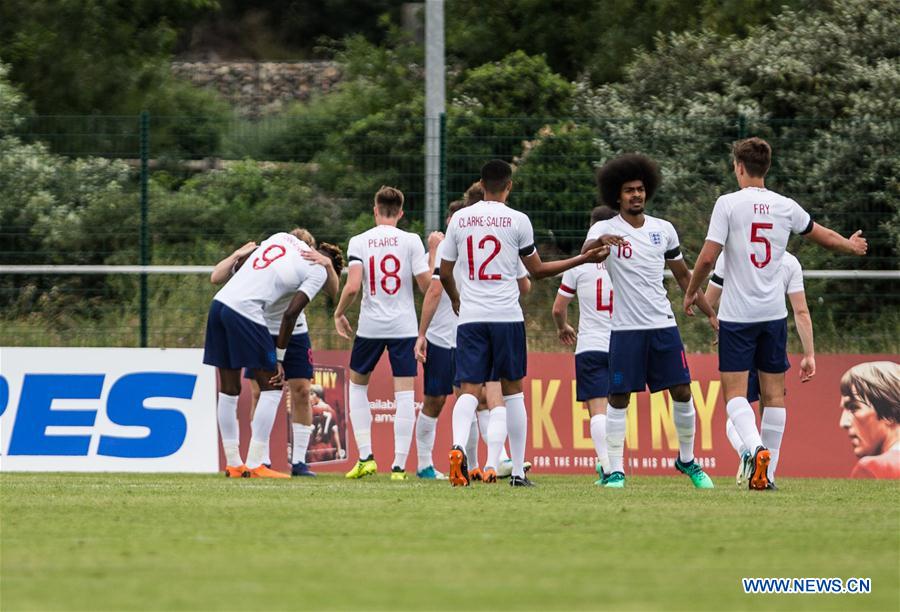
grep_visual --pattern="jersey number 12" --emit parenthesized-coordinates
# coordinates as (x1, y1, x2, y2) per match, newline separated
(467, 235, 501, 280)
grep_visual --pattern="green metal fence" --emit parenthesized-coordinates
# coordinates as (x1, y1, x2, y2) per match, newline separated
(1, 114, 897, 352)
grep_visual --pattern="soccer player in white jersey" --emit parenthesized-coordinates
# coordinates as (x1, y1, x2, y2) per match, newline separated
(552, 205, 618, 485)
(415, 198, 531, 483)
(440, 160, 610, 487)
(203, 231, 331, 478)
(333, 186, 433, 481)
(706, 250, 814, 487)
(582, 154, 718, 489)
(685, 137, 867, 490)
(210, 229, 343, 477)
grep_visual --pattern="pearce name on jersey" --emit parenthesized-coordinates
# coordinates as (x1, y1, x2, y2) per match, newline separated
(347, 225, 429, 339)
(214, 232, 327, 332)
(707, 187, 812, 323)
(442, 200, 536, 325)
(584, 214, 682, 331)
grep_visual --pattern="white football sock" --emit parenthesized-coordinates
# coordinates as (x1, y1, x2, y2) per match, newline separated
(392, 390, 416, 470)
(216, 393, 242, 466)
(498, 444, 510, 463)
(291, 423, 313, 464)
(465, 417, 480, 470)
(590, 414, 610, 474)
(476, 409, 491, 443)
(606, 406, 627, 474)
(246, 390, 281, 468)
(725, 418, 748, 457)
(672, 398, 696, 464)
(349, 382, 372, 459)
(504, 394, 527, 478)
(760, 407, 787, 481)
(486, 406, 507, 470)
(416, 413, 438, 471)
(451, 394, 479, 450)
(726, 397, 763, 451)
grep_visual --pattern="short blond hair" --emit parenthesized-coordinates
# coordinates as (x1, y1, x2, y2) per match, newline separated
(290, 227, 316, 248)
(375, 186, 404, 217)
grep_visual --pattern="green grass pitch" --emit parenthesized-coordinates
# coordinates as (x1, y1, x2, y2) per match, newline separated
(2, 473, 898, 611)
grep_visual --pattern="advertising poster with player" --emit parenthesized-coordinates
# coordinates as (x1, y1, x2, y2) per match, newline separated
(302, 365, 348, 465)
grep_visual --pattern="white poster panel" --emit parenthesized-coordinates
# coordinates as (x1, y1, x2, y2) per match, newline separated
(0, 348, 217, 472)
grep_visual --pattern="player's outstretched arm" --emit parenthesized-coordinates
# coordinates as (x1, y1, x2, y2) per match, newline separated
(580, 234, 627, 254)
(333, 265, 362, 339)
(551, 293, 576, 346)
(804, 224, 868, 256)
(210, 241, 257, 284)
(415, 279, 444, 362)
(671, 258, 718, 334)
(301, 249, 340, 298)
(704, 282, 722, 311)
(788, 290, 816, 382)
(684, 240, 722, 312)
(522, 245, 609, 280)
(439, 258, 460, 314)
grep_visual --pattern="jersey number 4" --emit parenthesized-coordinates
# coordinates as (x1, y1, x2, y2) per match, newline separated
(369, 254, 401, 295)
(750, 222, 774, 268)
(466, 235, 501, 280)
(596, 278, 613, 315)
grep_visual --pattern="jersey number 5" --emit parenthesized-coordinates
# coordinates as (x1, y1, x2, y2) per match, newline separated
(466, 235, 501, 280)
(750, 222, 774, 268)
(369, 254, 401, 295)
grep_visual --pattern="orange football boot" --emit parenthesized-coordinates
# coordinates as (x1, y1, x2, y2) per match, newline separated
(749, 447, 771, 491)
(482, 468, 497, 483)
(225, 465, 250, 478)
(469, 468, 484, 482)
(249, 465, 291, 479)
(448, 445, 470, 487)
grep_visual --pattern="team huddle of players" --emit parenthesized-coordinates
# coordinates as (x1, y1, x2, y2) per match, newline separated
(202, 137, 867, 489)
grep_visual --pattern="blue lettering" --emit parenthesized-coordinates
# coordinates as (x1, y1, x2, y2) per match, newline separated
(7, 374, 103, 455)
(97, 373, 195, 458)
(0, 375, 8, 416)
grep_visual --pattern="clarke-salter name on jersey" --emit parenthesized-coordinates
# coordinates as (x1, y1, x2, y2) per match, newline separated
(457, 215, 513, 228)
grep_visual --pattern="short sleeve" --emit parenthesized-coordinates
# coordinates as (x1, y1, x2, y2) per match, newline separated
(664, 221, 682, 260)
(517, 214, 536, 257)
(584, 221, 604, 250)
(709, 254, 725, 287)
(347, 236, 363, 266)
(516, 259, 529, 279)
(409, 233, 429, 276)
(789, 199, 813, 235)
(784, 257, 805, 294)
(442, 217, 459, 262)
(298, 265, 327, 301)
(559, 268, 577, 297)
(706, 197, 728, 245)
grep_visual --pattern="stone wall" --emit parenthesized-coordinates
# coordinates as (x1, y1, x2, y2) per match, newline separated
(171, 61, 342, 116)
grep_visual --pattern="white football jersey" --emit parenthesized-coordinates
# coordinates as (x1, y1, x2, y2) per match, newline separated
(706, 187, 812, 323)
(214, 233, 328, 332)
(584, 214, 681, 331)
(347, 224, 429, 338)
(427, 238, 529, 349)
(441, 200, 536, 325)
(711, 251, 804, 297)
(559, 262, 614, 354)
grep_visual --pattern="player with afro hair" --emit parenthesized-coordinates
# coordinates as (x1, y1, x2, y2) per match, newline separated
(595, 154, 662, 210)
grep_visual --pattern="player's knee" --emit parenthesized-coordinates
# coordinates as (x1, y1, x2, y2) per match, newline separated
(670, 384, 692, 403)
(423, 395, 445, 417)
(609, 393, 630, 409)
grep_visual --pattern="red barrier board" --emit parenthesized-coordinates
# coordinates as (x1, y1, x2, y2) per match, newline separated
(223, 352, 898, 479)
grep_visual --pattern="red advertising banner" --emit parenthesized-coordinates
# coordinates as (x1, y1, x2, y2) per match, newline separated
(225, 352, 898, 479)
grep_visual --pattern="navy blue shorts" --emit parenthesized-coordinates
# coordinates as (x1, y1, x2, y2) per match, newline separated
(608, 327, 691, 394)
(203, 300, 276, 371)
(350, 336, 418, 377)
(746, 368, 789, 404)
(455, 321, 527, 384)
(244, 333, 313, 381)
(575, 351, 610, 402)
(719, 319, 790, 374)
(424, 343, 456, 397)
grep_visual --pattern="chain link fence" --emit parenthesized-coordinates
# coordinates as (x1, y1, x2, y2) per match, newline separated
(2, 114, 897, 352)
